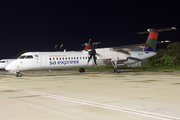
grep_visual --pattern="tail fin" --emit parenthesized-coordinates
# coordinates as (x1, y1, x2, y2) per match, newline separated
(136, 27, 176, 52)
(144, 30, 158, 51)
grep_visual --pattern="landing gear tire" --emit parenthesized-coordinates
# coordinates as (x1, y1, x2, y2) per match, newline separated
(79, 68, 85, 73)
(114, 68, 121, 73)
(16, 72, 22, 77)
(111, 61, 121, 73)
(117, 68, 121, 73)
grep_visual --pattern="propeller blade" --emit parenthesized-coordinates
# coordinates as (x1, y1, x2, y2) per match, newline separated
(88, 55, 93, 63)
(93, 42, 100, 49)
(93, 55, 97, 66)
(55, 45, 58, 51)
(59, 44, 63, 51)
(89, 39, 93, 50)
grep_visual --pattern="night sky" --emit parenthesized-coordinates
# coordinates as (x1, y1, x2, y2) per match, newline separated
(0, 1, 179, 59)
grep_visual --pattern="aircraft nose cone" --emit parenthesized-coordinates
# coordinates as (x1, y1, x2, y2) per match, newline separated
(5, 64, 11, 71)
(5, 60, 18, 71)
(5, 61, 16, 71)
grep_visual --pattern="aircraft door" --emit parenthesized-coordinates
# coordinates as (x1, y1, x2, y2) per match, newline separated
(40, 54, 46, 67)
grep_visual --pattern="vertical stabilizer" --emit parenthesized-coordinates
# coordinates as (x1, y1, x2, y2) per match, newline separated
(144, 30, 158, 51)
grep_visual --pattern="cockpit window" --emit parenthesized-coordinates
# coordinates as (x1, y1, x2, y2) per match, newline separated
(18, 56, 26, 59)
(25, 55, 33, 59)
(0, 61, 5, 63)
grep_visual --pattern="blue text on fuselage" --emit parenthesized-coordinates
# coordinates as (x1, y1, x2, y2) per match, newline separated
(50, 60, 79, 65)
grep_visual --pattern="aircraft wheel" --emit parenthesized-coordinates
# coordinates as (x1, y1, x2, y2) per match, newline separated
(113, 68, 121, 73)
(113, 68, 117, 72)
(117, 68, 121, 73)
(16, 72, 22, 77)
(79, 68, 85, 72)
(82, 68, 85, 72)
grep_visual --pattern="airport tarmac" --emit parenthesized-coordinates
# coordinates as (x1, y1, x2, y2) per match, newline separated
(0, 69, 180, 120)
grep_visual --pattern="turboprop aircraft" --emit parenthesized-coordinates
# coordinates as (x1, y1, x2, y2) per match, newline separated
(0, 59, 16, 69)
(5, 27, 176, 77)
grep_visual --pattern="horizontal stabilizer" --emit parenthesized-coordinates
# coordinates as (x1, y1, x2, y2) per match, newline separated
(110, 40, 170, 51)
(136, 27, 176, 34)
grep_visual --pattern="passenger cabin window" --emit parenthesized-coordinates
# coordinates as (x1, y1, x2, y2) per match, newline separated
(25, 55, 33, 59)
(19, 56, 26, 59)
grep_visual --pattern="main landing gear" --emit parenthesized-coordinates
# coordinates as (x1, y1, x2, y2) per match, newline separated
(113, 68, 121, 73)
(16, 72, 22, 77)
(111, 61, 121, 73)
(79, 68, 85, 73)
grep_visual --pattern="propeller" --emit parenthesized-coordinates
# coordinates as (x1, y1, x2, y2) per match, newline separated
(55, 44, 63, 51)
(87, 39, 100, 66)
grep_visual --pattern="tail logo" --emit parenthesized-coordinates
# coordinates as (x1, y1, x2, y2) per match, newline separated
(144, 41, 155, 51)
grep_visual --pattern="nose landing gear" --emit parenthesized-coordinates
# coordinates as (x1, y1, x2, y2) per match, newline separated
(79, 68, 85, 72)
(16, 72, 22, 77)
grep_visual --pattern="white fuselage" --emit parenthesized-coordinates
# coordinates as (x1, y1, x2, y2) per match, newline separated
(0, 59, 16, 69)
(5, 48, 156, 72)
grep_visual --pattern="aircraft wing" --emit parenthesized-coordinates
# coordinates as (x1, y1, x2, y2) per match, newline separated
(110, 40, 170, 51)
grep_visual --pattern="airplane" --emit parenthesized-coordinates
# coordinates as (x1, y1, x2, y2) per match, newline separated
(0, 59, 16, 69)
(5, 27, 176, 77)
